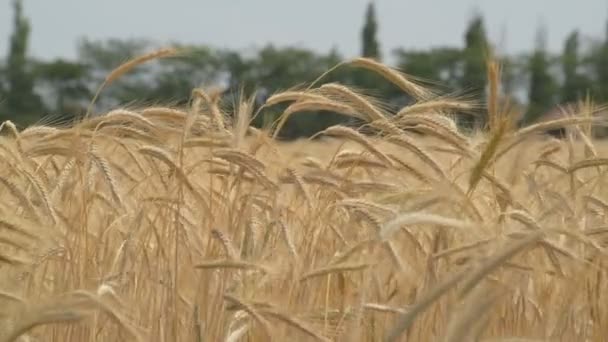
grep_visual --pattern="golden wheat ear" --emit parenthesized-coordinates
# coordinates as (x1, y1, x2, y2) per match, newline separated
(340, 57, 431, 99)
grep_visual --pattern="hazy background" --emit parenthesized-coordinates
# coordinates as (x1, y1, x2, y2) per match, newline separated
(1, 0, 607, 61)
(1, 0, 608, 138)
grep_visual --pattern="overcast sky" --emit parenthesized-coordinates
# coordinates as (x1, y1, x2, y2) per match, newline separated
(1, 0, 607, 63)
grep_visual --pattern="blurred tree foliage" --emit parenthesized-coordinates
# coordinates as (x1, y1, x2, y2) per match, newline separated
(588, 23, 608, 102)
(2, 0, 44, 126)
(0, 1, 607, 137)
(34, 59, 91, 125)
(394, 47, 463, 93)
(561, 31, 590, 103)
(460, 13, 489, 129)
(76, 37, 154, 109)
(150, 44, 223, 105)
(361, 2, 381, 60)
(523, 27, 558, 125)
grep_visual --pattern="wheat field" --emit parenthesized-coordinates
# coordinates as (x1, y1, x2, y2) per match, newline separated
(1, 51, 608, 342)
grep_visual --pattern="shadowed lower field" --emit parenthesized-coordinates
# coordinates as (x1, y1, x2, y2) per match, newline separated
(1, 56, 608, 341)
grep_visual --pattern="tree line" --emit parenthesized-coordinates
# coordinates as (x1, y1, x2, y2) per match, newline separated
(0, 1, 607, 138)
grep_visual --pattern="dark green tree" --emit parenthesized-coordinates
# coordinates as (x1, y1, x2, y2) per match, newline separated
(220, 50, 255, 95)
(392, 47, 463, 114)
(5, 0, 44, 124)
(76, 38, 154, 110)
(241, 45, 345, 138)
(151, 44, 223, 105)
(588, 22, 608, 102)
(394, 47, 462, 91)
(499, 55, 517, 99)
(496, 54, 528, 113)
(524, 27, 557, 124)
(353, 2, 392, 106)
(461, 14, 488, 95)
(461, 13, 489, 129)
(77, 38, 151, 73)
(561, 30, 590, 103)
(0, 62, 5, 105)
(34, 59, 91, 124)
(361, 2, 381, 60)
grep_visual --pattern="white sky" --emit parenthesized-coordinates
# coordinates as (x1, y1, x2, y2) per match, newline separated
(0, 0, 607, 63)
